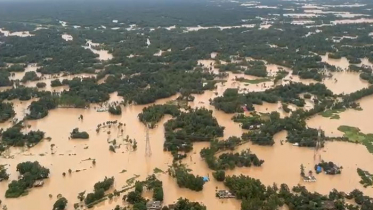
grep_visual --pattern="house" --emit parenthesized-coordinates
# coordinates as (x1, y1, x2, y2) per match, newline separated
(216, 190, 235, 199)
(146, 201, 162, 210)
(33, 180, 44, 187)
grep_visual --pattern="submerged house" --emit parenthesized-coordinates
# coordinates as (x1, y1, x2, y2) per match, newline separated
(33, 180, 44, 187)
(146, 201, 162, 210)
(303, 171, 316, 182)
(216, 190, 235, 199)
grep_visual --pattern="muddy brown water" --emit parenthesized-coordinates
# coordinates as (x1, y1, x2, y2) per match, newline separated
(1, 60, 373, 210)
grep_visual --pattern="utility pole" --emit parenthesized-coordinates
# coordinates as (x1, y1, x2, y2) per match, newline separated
(314, 127, 322, 162)
(145, 124, 152, 157)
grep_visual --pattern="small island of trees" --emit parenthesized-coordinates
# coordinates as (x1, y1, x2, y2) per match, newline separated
(0, 102, 15, 123)
(5, 161, 50, 198)
(53, 197, 68, 210)
(357, 168, 373, 188)
(21, 71, 40, 83)
(108, 105, 122, 115)
(84, 177, 114, 207)
(70, 128, 89, 139)
(1, 125, 45, 147)
(168, 164, 205, 192)
(0, 166, 10, 182)
(36, 82, 46, 88)
(138, 104, 181, 128)
(200, 137, 264, 171)
(163, 108, 224, 159)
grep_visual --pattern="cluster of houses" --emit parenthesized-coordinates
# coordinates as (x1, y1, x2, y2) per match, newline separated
(303, 171, 317, 182)
(315, 161, 342, 175)
(146, 201, 176, 210)
(146, 190, 235, 210)
(216, 190, 235, 199)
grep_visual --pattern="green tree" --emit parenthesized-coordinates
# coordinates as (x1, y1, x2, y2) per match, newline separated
(53, 197, 68, 210)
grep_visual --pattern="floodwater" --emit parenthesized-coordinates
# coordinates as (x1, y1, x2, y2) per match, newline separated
(308, 96, 373, 136)
(184, 24, 255, 32)
(291, 20, 315, 25)
(11, 64, 41, 81)
(154, 49, 171, 57)
(283, 13, 320, 18)
(0, 29, 34, 37)
(304, 29, 322, 37)
(324, 4, 366, 8)
(84, 40, 113, 61)
(303, 10, 369, 18)
(290, 71, 369, 95)
(321, 53, 350, 70)
(332, 36, 358, 43)
(359, 58, 373, 68)
(322, 72, 369, 94)
(1, 58, 373, 210)
(59, 21, 67, 27)
(322, 53, 373, 70)
(259, 24, 272, 29)
(61, 34, 73, 41)
(331, 18, 373, 25)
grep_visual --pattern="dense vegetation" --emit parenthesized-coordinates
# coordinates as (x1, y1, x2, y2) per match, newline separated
(200, 136, 263, 171)
(146, 175, 164, 202)
(0, 70, 12, 87)
(164, 108, 224, 159)
(5, 64, 26, 72)
(50, 79, 63, 87)
(85, 177, 114, 205)
(208, 149, 264, 171)
(36, 82, 46, 88)
(168, 164, 205, 192)
(244, 61, 268, 77)
(138, 104, 180, 128)
(108, 105, 122, 115)
(1, 125, 45, 147)
(27, 95, 58, 119)
(232, 112, 264, 130)
(242, 111, 323, 146)
(224, 175, 373, 210)
(0, 102, 15, 122)
(21, 71, 40, 83)
(5, 161, 50, 198)
(212, 83, 333, 114)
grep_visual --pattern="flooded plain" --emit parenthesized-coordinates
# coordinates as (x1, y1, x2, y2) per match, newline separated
(83, 40, 113, 61)
(1, 57, 373, 210)
(0, 29, 34, 37)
